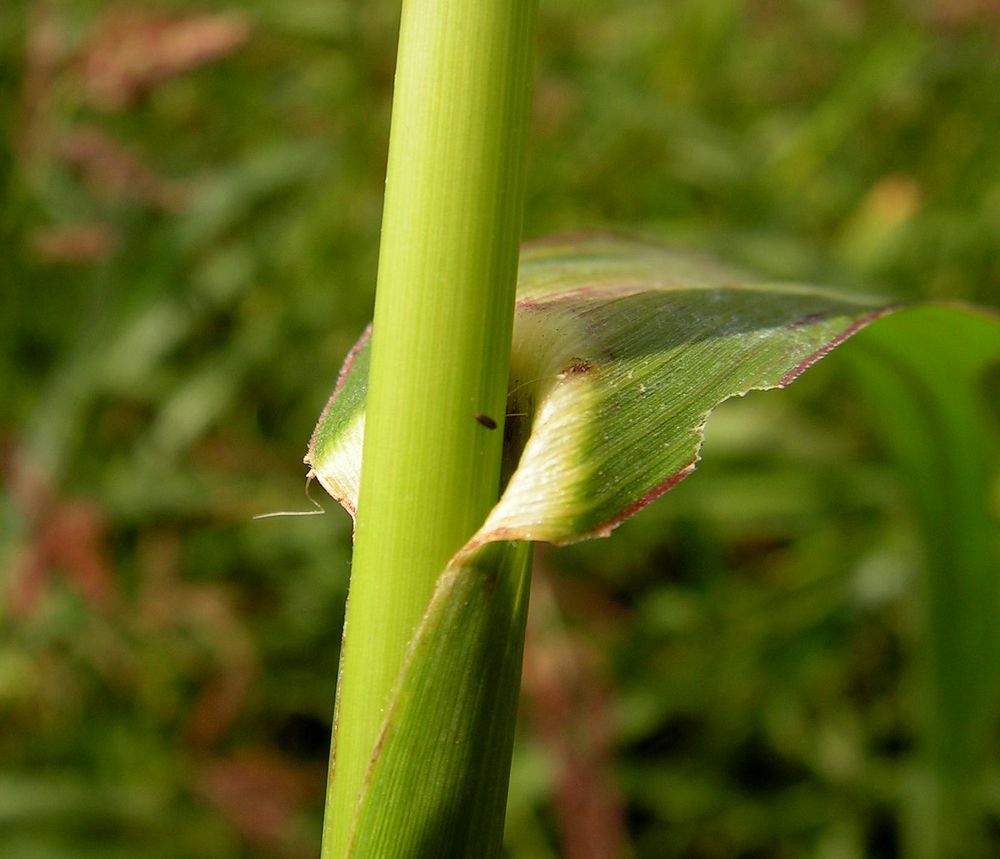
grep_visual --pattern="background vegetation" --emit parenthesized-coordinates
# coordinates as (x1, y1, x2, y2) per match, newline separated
(2, 1, 998, 857)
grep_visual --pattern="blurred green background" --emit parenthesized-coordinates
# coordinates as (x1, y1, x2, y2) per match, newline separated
(2, 1, 999, 857)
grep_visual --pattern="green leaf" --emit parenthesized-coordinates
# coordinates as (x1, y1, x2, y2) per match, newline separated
(307, 324, 370, 519)
(847, 306, 1000, 859)
(308, 236, 893, 545)
(308, 235, 1000, 856)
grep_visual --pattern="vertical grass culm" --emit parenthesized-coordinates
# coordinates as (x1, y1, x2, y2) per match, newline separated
(321, 1, 539, 857)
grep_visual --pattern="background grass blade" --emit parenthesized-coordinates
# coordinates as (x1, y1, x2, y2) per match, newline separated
(848, 307, 1000, 859)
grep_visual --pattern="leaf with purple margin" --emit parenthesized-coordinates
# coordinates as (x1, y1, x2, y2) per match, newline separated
(307, 236, 892, 546)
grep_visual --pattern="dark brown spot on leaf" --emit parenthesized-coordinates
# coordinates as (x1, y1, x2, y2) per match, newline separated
(562, 357, 593, 376)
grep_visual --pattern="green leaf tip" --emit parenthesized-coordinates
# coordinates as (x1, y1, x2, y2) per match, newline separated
(307, 235, 901, 548)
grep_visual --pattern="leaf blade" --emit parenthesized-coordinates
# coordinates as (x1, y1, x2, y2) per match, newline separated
(308, 236, 893, 546)
(308, 236, 1000, 857)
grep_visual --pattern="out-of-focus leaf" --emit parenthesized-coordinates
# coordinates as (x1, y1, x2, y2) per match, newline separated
(848, 306, 1000, 859)
(0, 774, 159, 827)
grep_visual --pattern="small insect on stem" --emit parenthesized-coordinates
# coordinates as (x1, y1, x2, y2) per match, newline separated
(474, 413, 498, 430)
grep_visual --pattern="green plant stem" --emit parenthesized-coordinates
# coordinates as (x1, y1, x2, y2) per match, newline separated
(321, 1, 538, 856)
